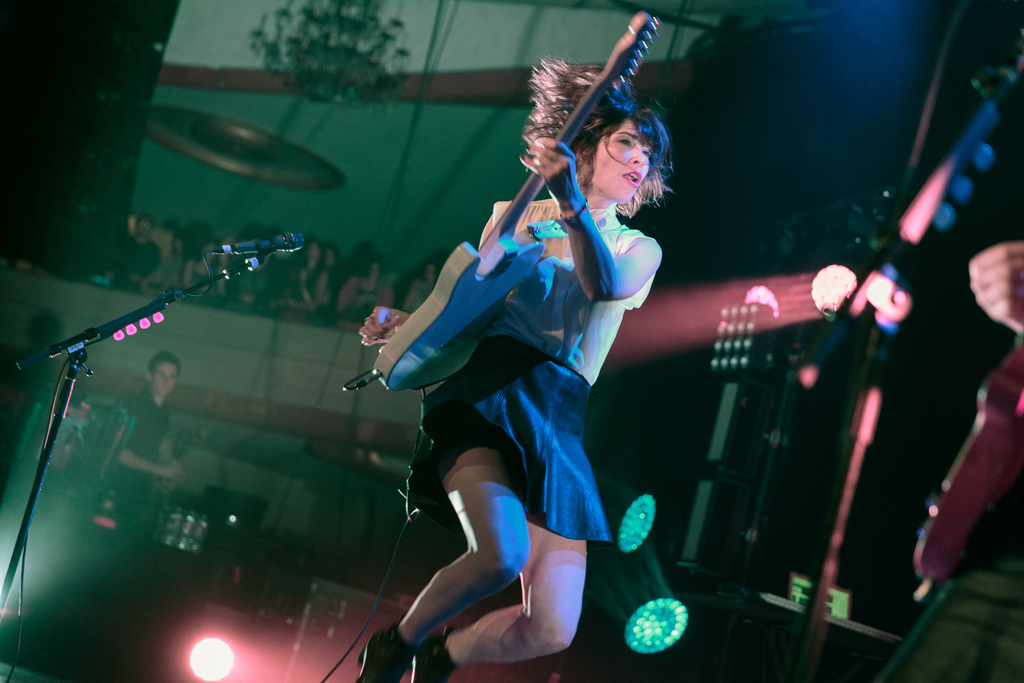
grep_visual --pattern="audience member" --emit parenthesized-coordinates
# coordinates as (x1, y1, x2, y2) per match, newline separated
(337, 253, 393, 330)
(395, 249, 448, 313)
(310, 241, 343, 326)
(111, 214, 161, 291)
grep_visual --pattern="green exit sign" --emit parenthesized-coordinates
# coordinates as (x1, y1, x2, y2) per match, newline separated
(788, 572, 852, 620)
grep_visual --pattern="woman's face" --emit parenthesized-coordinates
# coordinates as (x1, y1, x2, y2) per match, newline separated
(585, 120, 651, 210)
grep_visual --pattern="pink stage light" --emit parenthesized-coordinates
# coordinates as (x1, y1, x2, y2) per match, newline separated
(139, 317, 151, 329)
(153, 311, 164, 323)
(126, 324, 138, 336)
(605, 272, 822, 370)
(113, 330, 125, 341)
(811, 265, 857, 320)
(190, 638, 234, 681)
(744, 286, 780, 317)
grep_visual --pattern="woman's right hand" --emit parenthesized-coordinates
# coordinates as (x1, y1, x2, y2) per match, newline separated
(359, 307, 408, 345)
(521, 139, 587, 215)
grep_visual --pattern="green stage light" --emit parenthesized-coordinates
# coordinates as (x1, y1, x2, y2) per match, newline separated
(618, 493, 656, 553)
(625, 598, 688, 653)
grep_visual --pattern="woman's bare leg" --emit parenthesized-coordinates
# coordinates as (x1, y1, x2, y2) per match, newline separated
(397, 447, 531, 647)
(444, 514, 587, 665)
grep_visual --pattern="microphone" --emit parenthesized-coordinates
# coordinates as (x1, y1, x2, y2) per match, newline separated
(214, 232, 304, 255)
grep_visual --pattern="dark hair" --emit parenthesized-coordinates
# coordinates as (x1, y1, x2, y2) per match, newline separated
(148, 351, 181, 374)
(523, 59, 673, 218)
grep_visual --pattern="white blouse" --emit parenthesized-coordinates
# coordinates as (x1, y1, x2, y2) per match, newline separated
(482, 198, 657, 385)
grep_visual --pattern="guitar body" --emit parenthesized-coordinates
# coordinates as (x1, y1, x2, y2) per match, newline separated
(374, 238, 546, 390)
(914, 344, 1024, 586)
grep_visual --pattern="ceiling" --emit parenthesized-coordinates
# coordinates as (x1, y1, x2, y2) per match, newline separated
(135, 0, 824, 275)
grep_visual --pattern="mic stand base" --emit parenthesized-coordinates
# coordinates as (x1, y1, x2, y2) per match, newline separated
(0, 349, 89, 620)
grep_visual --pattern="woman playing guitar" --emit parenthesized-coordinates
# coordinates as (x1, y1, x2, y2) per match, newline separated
(355, 57, 672, 683)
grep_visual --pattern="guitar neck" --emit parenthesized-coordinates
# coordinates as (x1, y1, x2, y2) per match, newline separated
(478, 12, 655, 256)
(482, 78, 629, 253)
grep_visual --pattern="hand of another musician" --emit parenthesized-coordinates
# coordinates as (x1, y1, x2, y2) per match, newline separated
(521, 139, 587, 214)
(359, 306, 408, 345)
(969, 240, 1024, 334)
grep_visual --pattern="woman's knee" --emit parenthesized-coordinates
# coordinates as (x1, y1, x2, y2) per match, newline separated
(523, 612, 578, 656)
(472, 541, 529, 592)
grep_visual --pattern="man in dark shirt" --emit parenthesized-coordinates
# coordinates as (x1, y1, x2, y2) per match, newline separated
(108, 350, 184, 540)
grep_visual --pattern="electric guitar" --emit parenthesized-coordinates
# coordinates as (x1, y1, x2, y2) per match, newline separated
(913, 342, 1024, 594)
(359, 12, 659, 391)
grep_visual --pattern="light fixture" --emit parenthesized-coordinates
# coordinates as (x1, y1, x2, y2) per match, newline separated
(811, 265, 857, 320)
(625, 598, 688, 653)
(618, 494, 656, 553)
(189, 638, 234, 681)
(251, 0, 409, 102)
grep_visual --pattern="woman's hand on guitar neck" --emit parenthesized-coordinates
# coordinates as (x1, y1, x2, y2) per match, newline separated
(359, 306, 408, 345)
(969, 241, 1024, 334)
(521, 139, 587, 215)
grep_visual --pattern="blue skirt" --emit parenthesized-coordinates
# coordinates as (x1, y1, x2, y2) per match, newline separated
(408, 335, 612, 547)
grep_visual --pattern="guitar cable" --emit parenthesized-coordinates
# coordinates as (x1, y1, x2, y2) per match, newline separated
(317, 392, 429, 682)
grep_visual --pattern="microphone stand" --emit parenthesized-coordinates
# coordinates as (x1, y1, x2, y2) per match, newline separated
(782, 21, 1024, 683)
(2, 253, 270, 621)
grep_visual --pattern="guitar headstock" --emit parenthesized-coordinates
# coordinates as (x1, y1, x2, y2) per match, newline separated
(604, 12, 659, 86)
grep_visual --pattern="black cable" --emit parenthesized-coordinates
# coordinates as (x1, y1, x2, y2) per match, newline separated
(184, 251, 217, 298)
(318, 391, 429, 682)
(655, 0, 694, 106)
(608, 0, 717, 31)
(376, 0, 459, 254)
(318, 511, 416, 683)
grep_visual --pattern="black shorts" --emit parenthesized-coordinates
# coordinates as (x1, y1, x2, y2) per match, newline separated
(408, 335, 612, 547)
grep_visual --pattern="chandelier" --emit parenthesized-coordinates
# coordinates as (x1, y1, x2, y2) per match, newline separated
(251, 0, 409, 102)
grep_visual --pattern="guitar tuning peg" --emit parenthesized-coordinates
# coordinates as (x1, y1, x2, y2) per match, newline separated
(624, 68, 634, 77)
(620, 74, 628, 83)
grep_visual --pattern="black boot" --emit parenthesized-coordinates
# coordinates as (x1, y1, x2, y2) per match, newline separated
(411, 628, 456, 683)
(356, 623, 416, 683)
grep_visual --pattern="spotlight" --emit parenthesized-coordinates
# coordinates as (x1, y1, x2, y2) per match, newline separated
(618, 494, 656, 553)
(139, 317, 151, 329)
(126, 323, 138, 336)
(811, 265, 857, 320)
(625, 598, 688, 653)
(190, 638, 234, 681)
(153, 311, 165, 323)
(113, 330, 125, 341)
(744, 286, 779, 317)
